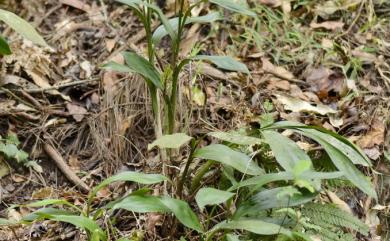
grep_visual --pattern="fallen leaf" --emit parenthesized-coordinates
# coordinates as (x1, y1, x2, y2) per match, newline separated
(103, 54, 124, 93)
(198, 62, 228, 80)
(267, 79, 291, 91)
(259, 0, 282, 7)
(32, 187, 54, 199)
(275, 94, 337, 115)
(321, 38, 334, 49)
(0, 158, 10, 178)
(80, 60, 93, 78)
(26, 70, 71, 101)
(305, 66, 346, 99)
(262, 58, 294, 80)
(364, 147, 381, 160)
(351, 49, 377, 64)
(326, 191, 353, 214)
(60, 0, 91, 12)
(310, 21, 344, 31)
(68, 155, 81, 172)
(105, 38, 116, 52)
(357, 120, 385, 148)
(119, 115, 135, 136)
(66, 103, 88, 122)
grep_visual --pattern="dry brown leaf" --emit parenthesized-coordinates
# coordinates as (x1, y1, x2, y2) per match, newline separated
(198, 62, 228, 80)
(119, 115, 135, 136)
(275, 94, 337, 115)
(105, 38, 116, 52)
(351, 49, 377, 64)
(321, 38, 333, 49)
(357, 120, 385, 148)
(310, 21, 344, 31)
(66, 103, 88, 122)
(103, 54, 124, 93)
(262, 58, 294, 80)
(259, 0, 282, 7)
(305, 66, 345, 99)
(32, 187, 54, 199)
(267, 79, 291, 91)
(326, 191, 353, 214)
(60, 0, 91, 12)
(68, 155, 81, 172)
(26, 70, 71, 101)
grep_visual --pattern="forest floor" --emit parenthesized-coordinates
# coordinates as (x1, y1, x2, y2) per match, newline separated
(0, 0, 389, 240)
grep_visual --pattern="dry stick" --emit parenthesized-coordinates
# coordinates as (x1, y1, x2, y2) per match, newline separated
(43, 144, 90, 193)
(0, 79, 98, 95)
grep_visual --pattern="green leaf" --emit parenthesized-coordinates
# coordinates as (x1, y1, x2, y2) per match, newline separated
(101, 61, 134, 73)
(0, 218, 15, 226)
(234, 187, 317, 218)
(24, 199, 81, 212)
(0, 9, 47, 47)
(194, 144, 264, 175)
(91, 171, 167, 199)
(50, 215, 106, 239)
(195, 188, 234, 210)
(153, 12, 223, 44)
(112, 195, 169, 213)
(297, 130, 377, 199)
(193, 55, 249, 74)
(262, 130, 312, 171)
(112, 195, 203, 233)
(265, 121, 371, 166)
(22, 208, 75, 222)
(148, 133, 192, 150)
(209, 0, 256, 17)
(0, 35, 11, 55)
(226, 234, 242, 241)
(208, 131, 263, 145)
(0, 143, 18, 158)
(116, 0, 176, 41)
(122, 52, 162, 89)
(263, 121, 377, 199)
(228, 171, 343, 191)
(211, 219, 291, 236)
(159, 197, 203, 233)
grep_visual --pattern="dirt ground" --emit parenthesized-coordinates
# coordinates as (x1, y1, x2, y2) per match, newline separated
(0, 0, 389, 240)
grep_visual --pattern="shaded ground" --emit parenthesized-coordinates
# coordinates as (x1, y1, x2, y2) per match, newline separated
(0, 0, 389, 240)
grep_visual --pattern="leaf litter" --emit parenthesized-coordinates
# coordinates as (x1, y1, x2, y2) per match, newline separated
(0, 0, 388, 240)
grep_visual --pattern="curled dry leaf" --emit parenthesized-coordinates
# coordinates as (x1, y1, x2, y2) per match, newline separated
(305, 66, 346, 99)
(60, 0, 91, 12)
(275, 94, 337, 115)
(262, 58, 294, 80)
(66, 103, 88, 122)
(310, 21, 344, 31)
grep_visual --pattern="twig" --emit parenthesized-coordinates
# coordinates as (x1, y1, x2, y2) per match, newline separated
(336, 0, 366, 38)
(0, 79, 98, 95)
(43, 144, 90, 193)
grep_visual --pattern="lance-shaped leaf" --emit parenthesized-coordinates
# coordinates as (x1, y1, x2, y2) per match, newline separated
(209, 0, 256, 17)
(262, 130, 312, 171)
(121, 52, 163, 89)
(209, 131, 263, 145)
(194, 144, 264, 175)
(211, 219, 291, 236)
(0, 9, 47, 47)
(195, 188, 234, 210)
(116, 0, 176, 41)
(193, 55, 249, 74)
(153, 12, 223, 44)
(148, 133, 192, 150)
(112, 194, 203, 233)
(90, 171, 167, 199)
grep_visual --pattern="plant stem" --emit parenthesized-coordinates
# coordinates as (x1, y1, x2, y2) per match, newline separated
(176, 139, 198, 198)
(190, 160, 214, 193)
